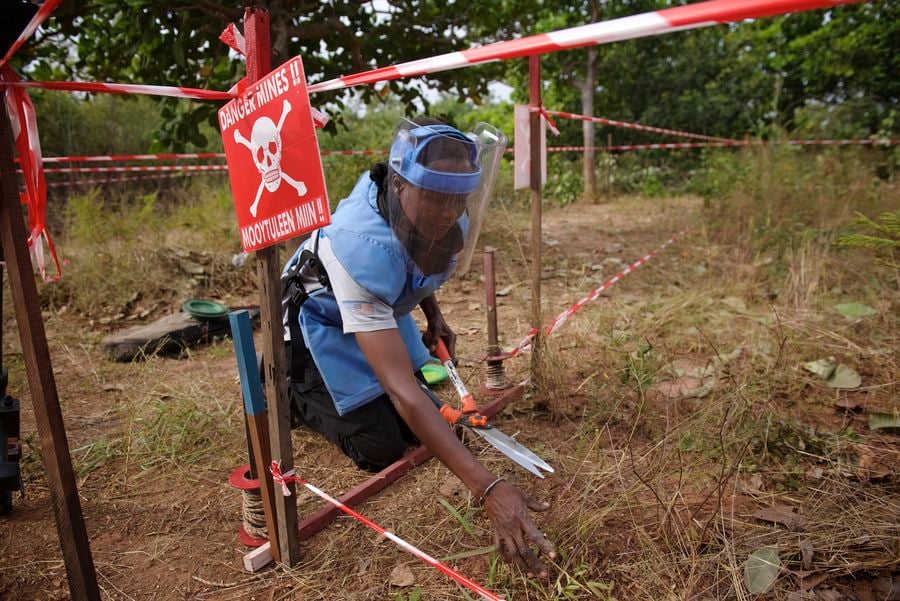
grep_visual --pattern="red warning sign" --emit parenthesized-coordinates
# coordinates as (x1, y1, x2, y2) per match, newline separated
(218, 56, 329, 252)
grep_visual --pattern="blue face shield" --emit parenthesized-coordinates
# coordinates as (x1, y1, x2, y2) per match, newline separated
(384, 119, 508, 276)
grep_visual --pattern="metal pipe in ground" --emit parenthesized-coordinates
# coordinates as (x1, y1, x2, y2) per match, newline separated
(483, 249, 510, 390)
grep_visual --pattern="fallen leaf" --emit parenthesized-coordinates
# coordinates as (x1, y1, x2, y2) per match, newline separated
(389, 564, 415, 588)
(856, 450, 892, 480)
(814, 590, 842, 601)
(805, 466, 825, 481)
(715, 348, 744, 366)
(871, 575, 900, 600)
(800, 540, 814, 571)
(745, 547, 780, 595)
(826, 364, 861, 389)
(752, 504, 807, 530)
(835, 302, 876, 320)
(803, 359, 861, 389)
(804, 358, 837, 380)
(796, 571, 828, 591)
(851, 580, 877, 601)
(736, 473, 765, 494)
(438, 476, 463, 498)
(669, 359, 712, 379)
(834, 397, 863, 412)
(787, 591, 815, 601)
(654, 376, 715, 400)
(722, 296, 748, 313)
(868, 412, 900, 432)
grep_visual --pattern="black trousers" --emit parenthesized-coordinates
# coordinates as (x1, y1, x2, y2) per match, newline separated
(285, 341, 420, 472)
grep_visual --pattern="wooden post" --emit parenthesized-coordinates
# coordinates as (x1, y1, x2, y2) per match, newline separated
(0, 99, 100, 600)
(528, 55, 543, 378)
(244, 6, 300, 566)
(229, 311, 281, 561)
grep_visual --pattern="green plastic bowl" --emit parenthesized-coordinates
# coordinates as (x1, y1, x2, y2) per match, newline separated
(182, 299, 229, 320)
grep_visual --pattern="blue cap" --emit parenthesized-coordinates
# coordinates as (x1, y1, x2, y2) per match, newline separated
(389, 124, 482, 195)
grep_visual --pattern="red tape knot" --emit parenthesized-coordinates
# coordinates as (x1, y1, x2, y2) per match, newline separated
(270, 460, 302, 496)
(529, 105, 560, 136)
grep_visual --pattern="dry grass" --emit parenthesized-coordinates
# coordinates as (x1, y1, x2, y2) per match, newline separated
(2, 149, 898, 600)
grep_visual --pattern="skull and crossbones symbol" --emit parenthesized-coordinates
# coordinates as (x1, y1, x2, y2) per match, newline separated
(233, 99, 308, 217)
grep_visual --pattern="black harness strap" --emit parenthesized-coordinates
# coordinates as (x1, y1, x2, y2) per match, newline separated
(283, 231, 331, 385)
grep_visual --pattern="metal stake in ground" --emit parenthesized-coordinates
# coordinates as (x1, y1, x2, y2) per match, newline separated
(528, 54, 544, 382)
(482, 249, 510, 390)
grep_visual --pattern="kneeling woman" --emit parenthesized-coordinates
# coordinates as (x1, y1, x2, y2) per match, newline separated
(282, 117, 555, 575)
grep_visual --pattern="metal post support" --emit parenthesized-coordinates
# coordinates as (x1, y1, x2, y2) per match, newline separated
(243, 6, 301, 566)
(528, 55, 543, 379)
(0, 95, 100, 600)
(482, 250, 509, 390)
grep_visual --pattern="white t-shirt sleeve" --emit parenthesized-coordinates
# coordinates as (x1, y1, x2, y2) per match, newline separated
(317, 236, 397, 334)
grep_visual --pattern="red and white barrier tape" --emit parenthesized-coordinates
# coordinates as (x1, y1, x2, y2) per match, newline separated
(545, 110, 736, 143)
(0, 79, 234, 101)
(1, 0, 64, 281)
(321, 148, 388, 157)
(36, 152, 226, 164)
(2, 66, 60, 281)
(219, 22, 246, 57)
(547, 139, 899, 152)
(505, 232, 682, 358)
(308, 0, 861, 95)
(32, 148, 384, 164)
(270, 462, 502, 601)
(0, 0, 62, 69)
(33, 164, 228, 174)
(33, 139, 897, 166)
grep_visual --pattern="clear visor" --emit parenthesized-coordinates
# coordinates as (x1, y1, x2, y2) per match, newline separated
(385, 118, 507, 277)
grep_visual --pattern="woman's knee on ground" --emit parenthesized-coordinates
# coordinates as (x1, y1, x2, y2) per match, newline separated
(341, 431, 407, 472)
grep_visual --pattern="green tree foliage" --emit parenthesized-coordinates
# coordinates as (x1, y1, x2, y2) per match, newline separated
(505, 1, 897, 146)
(13, 0, 540, 150)
(8, 1, 895, 152)
(30, 92, 162, 157)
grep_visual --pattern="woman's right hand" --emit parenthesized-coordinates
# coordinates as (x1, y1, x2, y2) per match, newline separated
(482, 480, 556, 577)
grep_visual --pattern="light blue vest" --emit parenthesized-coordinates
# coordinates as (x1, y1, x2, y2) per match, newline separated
(289, 173, 459, 415)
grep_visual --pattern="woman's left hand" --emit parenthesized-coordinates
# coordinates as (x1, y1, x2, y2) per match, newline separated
(423, 312, 457, 362)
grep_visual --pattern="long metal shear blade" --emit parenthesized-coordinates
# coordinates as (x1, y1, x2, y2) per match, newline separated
(476, 426, 555, 474)
(467, 426, 554, 479)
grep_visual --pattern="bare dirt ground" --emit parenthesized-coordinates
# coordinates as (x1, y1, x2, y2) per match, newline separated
(1, 195, 897, 600)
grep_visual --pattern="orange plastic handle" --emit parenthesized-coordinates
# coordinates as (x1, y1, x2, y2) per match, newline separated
(438, 403, 489, 428)
(435, 339, 479, 414)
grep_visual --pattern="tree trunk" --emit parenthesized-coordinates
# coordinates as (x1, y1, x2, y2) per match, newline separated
(581, 45, 597, 203)
(581, 0, 600, 203)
